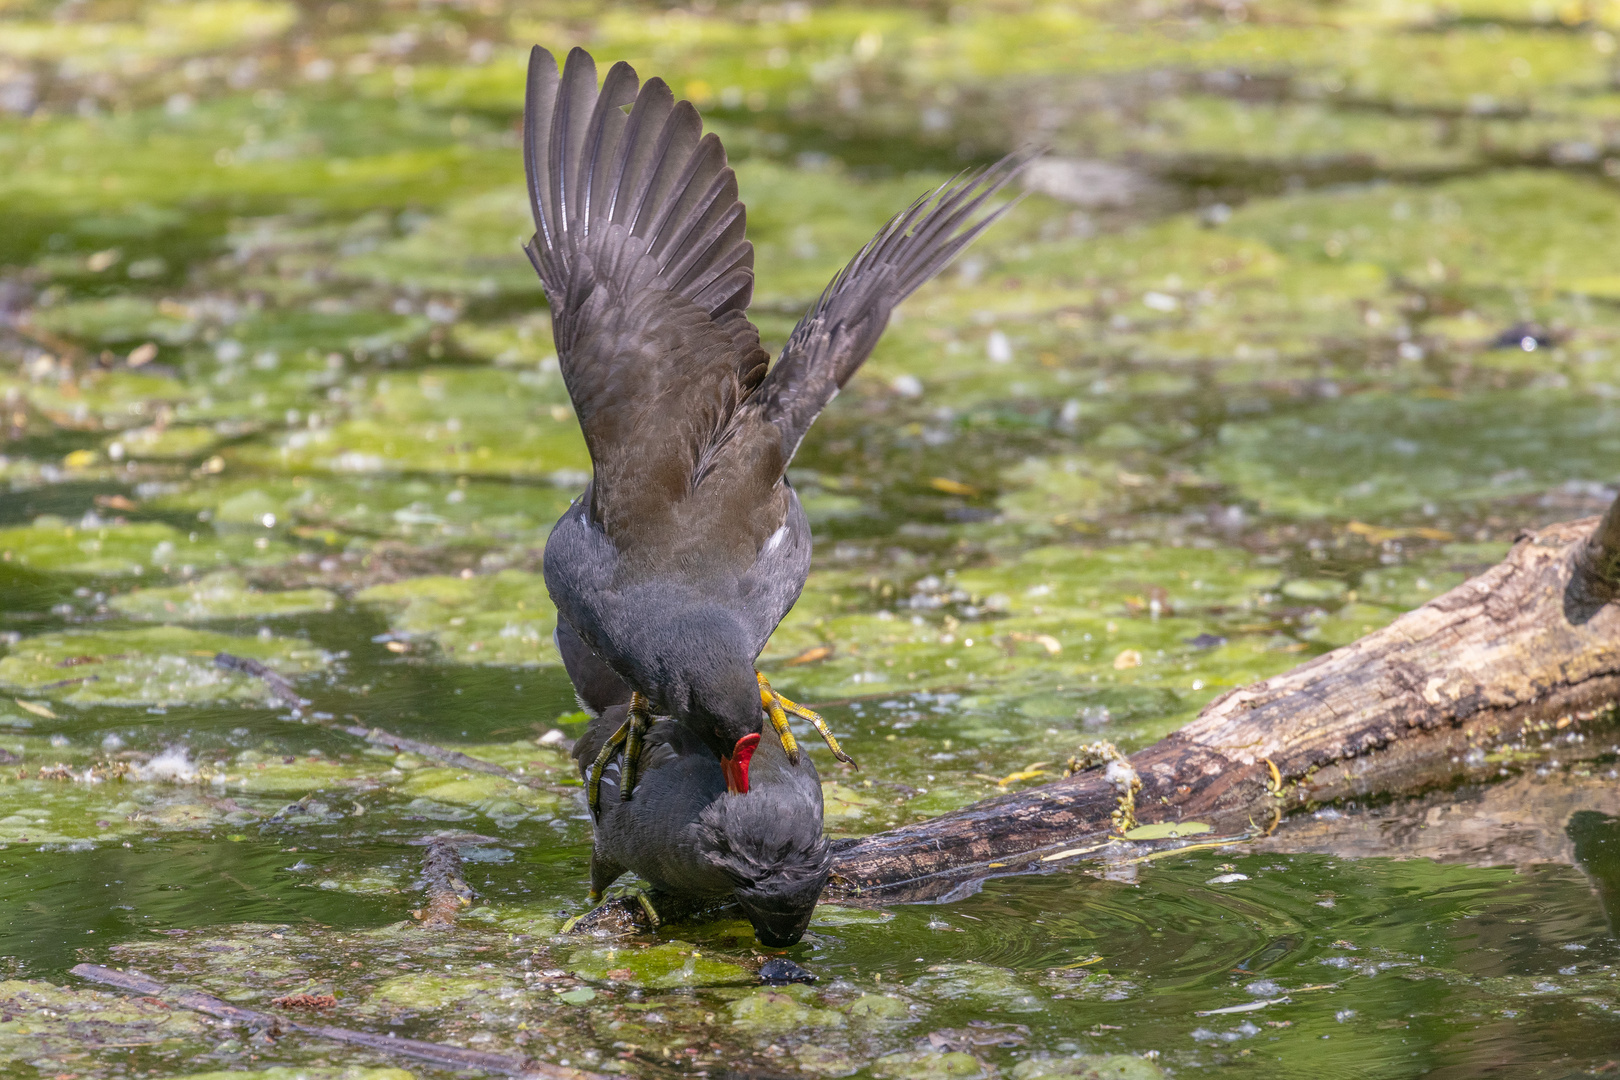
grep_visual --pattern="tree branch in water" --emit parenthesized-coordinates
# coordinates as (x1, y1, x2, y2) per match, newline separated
(412, 833, 480, 927)
(828, 501, 1620, 901)
(69, 964, 605, 1079)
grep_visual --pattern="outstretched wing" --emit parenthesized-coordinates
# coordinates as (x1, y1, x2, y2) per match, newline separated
(747, 151, 1034, 468)
(523, 46, 768, 544)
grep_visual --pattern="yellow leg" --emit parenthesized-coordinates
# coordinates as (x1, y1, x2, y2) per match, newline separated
(758, 671, 802, 764)
(619, 692, 653, 801)
(757, 672, 856, 769)
(562, 885, 660, 935)
(625, 885, 661, 928)
(585, 717, 630, 818)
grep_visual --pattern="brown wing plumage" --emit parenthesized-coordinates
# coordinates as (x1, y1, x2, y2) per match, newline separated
(746, 152, 1035, 468)
(525, 45, 1031, 569)
(523, 47, 771, 552)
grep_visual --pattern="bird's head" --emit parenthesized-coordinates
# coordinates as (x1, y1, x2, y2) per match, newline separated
(657, 615, 764, 794)
(699, 755, 832, 947)
(734, 866, 830, 947)
(683, 662, 764, 795)
(667, 634, 767, 793)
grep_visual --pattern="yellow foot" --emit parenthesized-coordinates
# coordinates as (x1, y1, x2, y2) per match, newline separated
(619, 692, 653, 801)
(585, 693, 655, 813)
(622, 885, 661, 928)
(757, 672, 857, 769)
(585, 717, 629, 819)
(562, 886, 661, 935)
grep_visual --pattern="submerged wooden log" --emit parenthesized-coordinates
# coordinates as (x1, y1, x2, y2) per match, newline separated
(828, 499, 1620, 901)
(412, 833, 480, 927)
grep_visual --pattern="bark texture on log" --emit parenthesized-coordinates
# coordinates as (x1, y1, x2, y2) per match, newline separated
(828, 507, 1620, 901)
(414, 834, 478, 927)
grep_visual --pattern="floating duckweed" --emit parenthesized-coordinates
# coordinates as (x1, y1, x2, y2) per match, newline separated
(144, 474, 572, 550)
(0, 979, 211, 1063)
(340, 189, 542, 298)
(759, 542, 1293, 740)
(0, 518, 293, 577)
(230, 367, 588, 482)
(844, 992, 917, 1025)
(0, 626, 328, 707)
(394, 767, 557, 817)
(907, 963, 1046, 1013)
(108, 424, 221, 461)
(109, 571, 337, 622)
(0, 1, 296, 66)
(1010, 1055, 1168, 1080)
(357, 570, 559, 666)
(871, 1050, 986, 1079)
(368, 972, 512, 1010)
(1281, 578, 1349, 603)
(1213, 393, 1620, 518)
(729, 987, 846, 1034)
(567, 941, 753, 989)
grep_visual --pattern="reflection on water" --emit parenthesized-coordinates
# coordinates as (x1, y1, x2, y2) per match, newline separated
(5, 0, 1620, 1073)
(1569, 810, 1620, 934)
(1258, 759, 1620, 872)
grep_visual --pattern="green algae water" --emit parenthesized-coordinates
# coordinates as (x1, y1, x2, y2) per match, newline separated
(4, 0, 1620, 1075)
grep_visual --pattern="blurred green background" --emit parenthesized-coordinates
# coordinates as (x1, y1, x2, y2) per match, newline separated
(3, 1, 1620, 1077)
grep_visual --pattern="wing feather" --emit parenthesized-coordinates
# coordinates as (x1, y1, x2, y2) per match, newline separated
(605, 79, 674, 224)
(522, 46, 767, 547)
(748, 149, 1036, 467)
(550, 49, 598, 240)
(627, 103, 703, 239)
(523, 57, 560, 252)
(579, 62, 638, 237)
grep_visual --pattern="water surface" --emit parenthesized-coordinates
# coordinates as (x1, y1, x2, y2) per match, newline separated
(2, 0, 1619, 1075)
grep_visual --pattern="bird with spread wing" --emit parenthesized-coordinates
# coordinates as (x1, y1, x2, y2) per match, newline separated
(525, 46, 1031, 814)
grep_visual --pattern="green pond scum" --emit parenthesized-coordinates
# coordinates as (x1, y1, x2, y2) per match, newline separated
(1, 0, 1619, 1075)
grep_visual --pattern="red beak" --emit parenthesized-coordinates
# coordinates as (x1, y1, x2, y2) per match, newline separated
(721, 733, 760, 794)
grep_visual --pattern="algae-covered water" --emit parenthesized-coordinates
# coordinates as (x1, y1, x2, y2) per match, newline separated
(3, 0, 1620, 1076)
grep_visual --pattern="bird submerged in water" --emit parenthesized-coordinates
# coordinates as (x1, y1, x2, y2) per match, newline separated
(573, 698, 831, 947)
(524, 45, 1029, 808)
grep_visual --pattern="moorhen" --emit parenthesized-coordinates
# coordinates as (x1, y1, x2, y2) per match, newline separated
(573, 698, 831, 947)
(524, 45, 1028, 810)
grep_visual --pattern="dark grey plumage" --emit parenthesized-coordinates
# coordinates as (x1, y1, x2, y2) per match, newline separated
(525, 44, 1030, 777)
(574, 701, 831, 947)
(554, 618, 632, 717)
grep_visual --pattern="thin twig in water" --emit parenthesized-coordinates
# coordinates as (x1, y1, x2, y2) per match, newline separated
(70, 964, 605, 1079)
(213, 652, 309, 710)
(338, 723, 544, 788)
(36, 675, 98, 691)
(214, 650, 568, 794)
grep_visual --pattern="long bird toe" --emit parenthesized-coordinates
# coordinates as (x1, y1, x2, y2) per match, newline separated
(758, 671, 856, 769)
